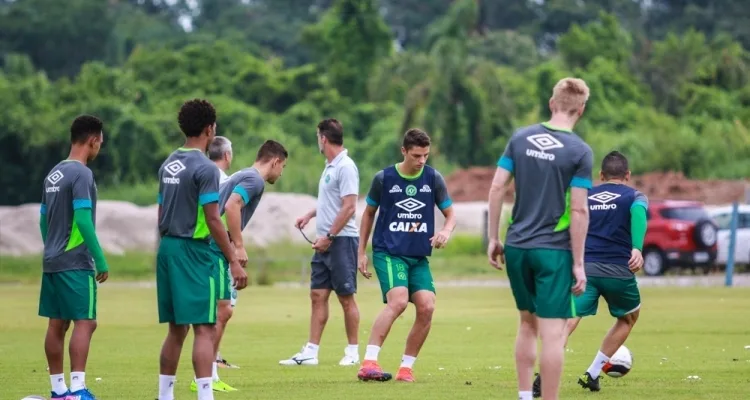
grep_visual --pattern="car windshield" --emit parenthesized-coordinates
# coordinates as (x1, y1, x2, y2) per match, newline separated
(660, 207, 708, 221)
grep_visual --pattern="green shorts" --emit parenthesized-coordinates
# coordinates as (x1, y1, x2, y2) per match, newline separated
(372, 251, 435, 303)
(575, 275, 641, 318)
(157, 236, 218, 325)
(505, 245, 576, 319)
(209, 241, 237, 305)
(39, 270, 97, 320)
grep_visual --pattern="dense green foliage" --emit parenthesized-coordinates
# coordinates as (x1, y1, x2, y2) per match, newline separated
(2, 0, 749, 206)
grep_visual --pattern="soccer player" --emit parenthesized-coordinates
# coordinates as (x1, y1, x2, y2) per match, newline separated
(564, 151, 646, 392)
(156, 99, 247, 400)
(280, 119, 362, 367)
(207, 135, 236, 370)
(192, 140, 288, 392)
(356, 128, 456, 383)
(208, 136, 233, 185)
(40, 115, 109, 400)
(487, 77, 593, 400)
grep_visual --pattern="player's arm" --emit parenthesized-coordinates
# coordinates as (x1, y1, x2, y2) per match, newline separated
(327, 164, 359, 237)
(570, 147, 595, 268)
(631, 192, 648, 251)
(488, 147, 515, 243)
(225, 174, 264, 251)
(359, 171, 383, 256)
(39, 192, 48, 243)
(432, 171, 455, 248)
(72, 169, 109, 279)
(197, 165, 238, 266)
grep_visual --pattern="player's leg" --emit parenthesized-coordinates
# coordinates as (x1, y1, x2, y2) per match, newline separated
(58, 270, 98, 399)
(208, 255, 235, 390)
(156, 239, 186, 400)
(358, 252, 410, 382)
(531, 248, 576, 400)
(217, 277, 239, 369)
(396, 258, 436, 382)
(279, 254, 330, 365)
(504, 246, 539, 400)
(40, 273, 72, 399)
(330, 237, 360, 366)
(565, 276, 602, 345)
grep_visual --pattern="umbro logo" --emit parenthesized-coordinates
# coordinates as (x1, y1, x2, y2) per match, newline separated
(589, 191, 621, 210)
(163, 160, 186, 185)
(394, 198, 426, 213)
(419, 184, 431, 193)
(526, 133, 563, 161)
(47, 170, 64, 185)
(389, 185, 402, 193)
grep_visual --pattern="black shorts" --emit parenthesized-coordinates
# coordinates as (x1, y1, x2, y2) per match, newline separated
(310, 236, 358, 296)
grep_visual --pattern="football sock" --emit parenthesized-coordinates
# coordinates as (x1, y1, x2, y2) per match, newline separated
(69, 371, 85, 392)
(212, 362, 219, 382)
(346, 344, 359, 356)
(158, 375, 175, 400)
(195, 377, 214, 400)
(587, 351, 610, 379)
(400, 355, 416, 369)
(518, 391, 533, 400)
(304, 342, 319, 357)
(50, 373, 67, 395)
(364, 345, 381, 362)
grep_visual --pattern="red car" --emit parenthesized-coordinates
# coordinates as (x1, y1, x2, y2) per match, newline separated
(642, 200, 719, 276)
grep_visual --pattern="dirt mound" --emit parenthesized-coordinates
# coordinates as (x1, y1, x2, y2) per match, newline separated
(446, 168, 749, 205)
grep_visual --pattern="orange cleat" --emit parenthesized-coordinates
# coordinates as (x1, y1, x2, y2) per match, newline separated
(395, 367, 415, 382)
(357, 360, 393, 382)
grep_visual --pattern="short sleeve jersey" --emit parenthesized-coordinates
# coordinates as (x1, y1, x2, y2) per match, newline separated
(498, 123, 594, 250)
(41, 160, 97, 273)
(316, 149, 360, 238)
(157, 148, 220, 240)
(218, 167, 266, 232)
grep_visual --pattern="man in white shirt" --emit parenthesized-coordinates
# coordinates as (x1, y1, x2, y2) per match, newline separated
(279, 118, 362, 367)
(209, 136, 232, 184)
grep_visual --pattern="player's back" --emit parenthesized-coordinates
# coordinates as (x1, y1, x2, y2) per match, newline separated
(217, 167, 266, 231)
(42, 160, 97, 272)
(158, 148, 218, 240)
(503, 123, 593, 250)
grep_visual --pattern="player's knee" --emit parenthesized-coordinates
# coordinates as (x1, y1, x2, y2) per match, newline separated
(168, 323, 190, 342)
(619, 310, 639, 326)
(310, 289, 330, 305)
(518, 312, 538, 336)
(386, 295, 409, 315)
(218, 301, 233, 324)
(337, 294, 357, 311)
(415, 300, 435, 320)
(73, 319, 97, 333)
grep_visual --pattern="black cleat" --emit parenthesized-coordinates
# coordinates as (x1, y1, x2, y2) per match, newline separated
(532, 373, 542, 398)
(578, 372, 601, 392)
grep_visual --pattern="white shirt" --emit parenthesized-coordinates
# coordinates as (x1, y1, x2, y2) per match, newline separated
(315, 149, 359, 238)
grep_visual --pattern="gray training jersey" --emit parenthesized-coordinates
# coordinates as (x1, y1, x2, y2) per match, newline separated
(41, 160, 97, 273)
(218, 167, 265, 232)
(498, 123, 594, 250)
(157, 148, 220, 240)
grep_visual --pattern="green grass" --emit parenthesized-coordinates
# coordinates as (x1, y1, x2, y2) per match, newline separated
(1, 284, 749, 399)
(0, 236, 503, 284)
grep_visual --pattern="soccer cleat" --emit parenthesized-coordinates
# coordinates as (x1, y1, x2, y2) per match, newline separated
(532, 373, 541, 398)
(279, 348, 319, 366)
(577, 372, 601, 392)
(217, 358, 240, 369)
(66, 388, 97, 400)
(357, 360, 393, 382)
(395, 367, 415, 382)
(339, 353, 360, 366)
(190, 379, 234, 392)
(50, 390, 70, 400)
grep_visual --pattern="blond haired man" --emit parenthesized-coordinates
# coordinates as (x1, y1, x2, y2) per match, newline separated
(487, 78, 594, 400)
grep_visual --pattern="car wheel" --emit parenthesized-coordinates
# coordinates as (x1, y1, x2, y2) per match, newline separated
(693, 218, 718, 248)
(643, 248, 666, 276)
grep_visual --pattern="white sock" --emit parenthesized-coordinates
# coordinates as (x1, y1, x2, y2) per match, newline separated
(364, 345, 380, 361)
(158, 375, 175, 400)
(216, 351, 222, 361)
(518, 391, 533, 400)
(195, 377, 214, 400)
(69, 371, 85, 392)
(586, 350, 610, 379)
(400, 355, 416, 369)
(304, 342, 319, 357)
(346, 344, 359, 356)
(50, 373, 67, 396)
(212, 362, 219, 382)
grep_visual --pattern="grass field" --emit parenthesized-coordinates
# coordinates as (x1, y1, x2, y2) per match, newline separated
(2, 283, 749, 399)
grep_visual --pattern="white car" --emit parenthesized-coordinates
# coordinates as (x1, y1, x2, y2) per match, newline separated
(708, 205, 750, 266)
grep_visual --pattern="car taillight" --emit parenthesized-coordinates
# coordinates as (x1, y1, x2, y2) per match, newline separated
(667, 222, 690, 240)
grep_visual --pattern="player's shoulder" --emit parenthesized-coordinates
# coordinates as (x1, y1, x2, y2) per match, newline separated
(508, 124, 544, 142)
(54, 160, 92, 180)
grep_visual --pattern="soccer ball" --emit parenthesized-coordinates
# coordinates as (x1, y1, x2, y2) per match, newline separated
(602, 345, 633, 378)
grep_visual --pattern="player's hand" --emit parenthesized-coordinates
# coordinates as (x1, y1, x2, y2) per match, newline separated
(430, 228, 452, 249)
(295, 214, 312, 230)
(312, 237, 332, 253)
(358, 252, 372, 279)
(230, 260, 248, 290)
(235, 245, 249, 268)
(628, 249, 644, 273)
(571, 263, 586, 296)
(95, 272, 108, 283)
(487, 239, 505, 270)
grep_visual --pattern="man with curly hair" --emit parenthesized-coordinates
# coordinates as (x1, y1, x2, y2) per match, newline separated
(155, 99, 247, 400)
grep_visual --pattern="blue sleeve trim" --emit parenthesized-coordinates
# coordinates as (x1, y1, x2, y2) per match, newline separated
(40, 204, 47, 215)
(199, 192, 219, 205)
(570, 177, 592, 189)
(157, 193, 163, 205)
(497, 156, 514, 173)
(438, 199, 453, 210)
(232, 186, 250, 205)
(72, 199, 92, 210)
(631, 201, 648, 210)
(366, 196, 378, 207)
